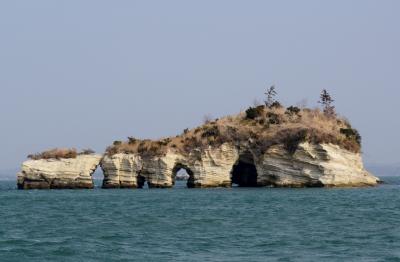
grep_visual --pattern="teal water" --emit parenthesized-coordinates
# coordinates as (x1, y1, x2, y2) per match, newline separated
(0, 177, 400, 261)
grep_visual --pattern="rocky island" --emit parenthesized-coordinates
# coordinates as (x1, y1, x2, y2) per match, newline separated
(17, 149, 102, 189)
(17, 89, 380, 189)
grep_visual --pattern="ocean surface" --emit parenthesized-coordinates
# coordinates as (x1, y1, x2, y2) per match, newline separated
(0, 177, 399, 262)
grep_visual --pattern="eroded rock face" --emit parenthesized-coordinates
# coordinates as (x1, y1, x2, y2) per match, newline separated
(17, 155, 102, 189)
(101, 143, 239, 188)
(101, 154, 141, 188)
(256, 143, 378, 187)
(100, 142, 379, 188)
(17, 142, 378, 189)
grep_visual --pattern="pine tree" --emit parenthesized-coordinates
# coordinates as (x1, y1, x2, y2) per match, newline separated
(318, 89, 335, 117)
(264, 85, 277, 108)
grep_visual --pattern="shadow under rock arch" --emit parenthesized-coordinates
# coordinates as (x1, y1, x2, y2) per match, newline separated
(136, 174, 149, 189)
(231, 151, 259, 187)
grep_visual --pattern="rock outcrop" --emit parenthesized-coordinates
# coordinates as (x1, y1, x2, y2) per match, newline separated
(17, 155, 102, 189)
(18, 103, 380, 189)
(17, 143, 378, 189)
(256, 143, 378, 187)
(100, 142, 379, 188)
(101, 143, 238, 188)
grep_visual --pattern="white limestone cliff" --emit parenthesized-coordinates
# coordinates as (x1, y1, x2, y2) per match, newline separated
(17, 155, 102, 189)
(100, 143, 239, 188)
(100, 142, 379, 188)
(256, 143, 378, 187)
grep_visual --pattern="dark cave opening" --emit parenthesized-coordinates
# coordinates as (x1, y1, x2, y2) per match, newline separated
(231, 152, 259, 187)
(137, 175, 149, 189)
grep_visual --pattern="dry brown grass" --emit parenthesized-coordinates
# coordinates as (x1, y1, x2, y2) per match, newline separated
(106, 105, 361, 157)
(28, 148, 78, 160)
(27, 148, 96, 160)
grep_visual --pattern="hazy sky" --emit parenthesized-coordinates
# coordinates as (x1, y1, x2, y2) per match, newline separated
(0, 0, 399, 171)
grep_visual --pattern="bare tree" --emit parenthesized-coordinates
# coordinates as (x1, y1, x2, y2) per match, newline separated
(318, 89, 335, 117)
(264, 85, 277, 107)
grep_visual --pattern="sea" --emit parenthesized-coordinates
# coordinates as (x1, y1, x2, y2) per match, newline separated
(0, 177, 399, 262)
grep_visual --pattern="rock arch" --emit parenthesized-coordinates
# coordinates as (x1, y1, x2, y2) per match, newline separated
(172, 163, 195, 188)
(231, 151, 259, 187)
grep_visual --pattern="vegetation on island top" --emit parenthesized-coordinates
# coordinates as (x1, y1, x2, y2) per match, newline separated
(27, 148, 95, 160)
(27, 88, 361, 160)
(106, 88, 362, 157)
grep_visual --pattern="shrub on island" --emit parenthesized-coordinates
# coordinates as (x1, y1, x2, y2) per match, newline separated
(104, 89, 362, 157)
(27, 148, 96, 160)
